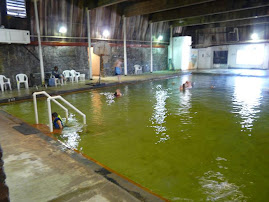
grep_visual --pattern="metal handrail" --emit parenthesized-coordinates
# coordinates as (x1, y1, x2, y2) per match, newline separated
(33, 91, 68, 124)
(47, 95, 86, 132)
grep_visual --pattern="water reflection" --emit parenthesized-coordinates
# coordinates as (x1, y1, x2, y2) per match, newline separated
(60, 113, 83, 149)
(179, 90, 192, 119)
(232, 77, 262, 135)
(199, 157, 246, 201)
(150, 85, 170, 143)
(199, 170, 246, 201)
(92, 91, 104, 126)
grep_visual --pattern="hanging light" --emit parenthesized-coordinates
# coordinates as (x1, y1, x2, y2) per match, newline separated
(103, 30, 110, 38)
(59, 26, 67, 34)
(251, 33, 259, 40)
(158, 35, 163, 41)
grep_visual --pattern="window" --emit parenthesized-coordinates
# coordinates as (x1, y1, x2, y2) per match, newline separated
(213, 51, 228, 64)
(6, 0, 27, 18)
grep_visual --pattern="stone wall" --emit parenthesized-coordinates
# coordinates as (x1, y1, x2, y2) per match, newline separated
(104, 46, 168, 76)
(0, 44, 89, 86)
(0, 44, 168, 86)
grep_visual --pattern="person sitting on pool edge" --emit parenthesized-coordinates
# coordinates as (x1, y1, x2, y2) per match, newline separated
(52, 112, 63, 129)
(114, 89, 122, 97)
(52, 66, 64, 84)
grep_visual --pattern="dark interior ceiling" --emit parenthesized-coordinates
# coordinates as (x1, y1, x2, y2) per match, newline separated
(2, 0, 268, 47)
(87, 0, 269, 30)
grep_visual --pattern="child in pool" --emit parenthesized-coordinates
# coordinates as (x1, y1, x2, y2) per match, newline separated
(52, 112, 63, 129)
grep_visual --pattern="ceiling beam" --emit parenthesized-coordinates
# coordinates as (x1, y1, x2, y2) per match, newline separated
(151, 0, 269, 22)
(85, 0, 128, 9)
(123, 0, 215, 17)
(172, 6, 269, 27)
(184, 16, 269, 30)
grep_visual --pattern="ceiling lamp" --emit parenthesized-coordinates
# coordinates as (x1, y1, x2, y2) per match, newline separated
(59, 26, 67, 34)
(103, 30, 110, 38)
(251, 33, 259, 40)
(158, 35, 163, 41)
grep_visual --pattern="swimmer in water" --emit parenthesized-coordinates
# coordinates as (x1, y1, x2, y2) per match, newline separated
(180, 83, 186, 91)
(114, 89, 122, 97)
(52, 112, 63, 129)
(185, 81, 192, 88)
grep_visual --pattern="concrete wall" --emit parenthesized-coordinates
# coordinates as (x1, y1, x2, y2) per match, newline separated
(197, 45, 229, 69)
(169, 36, 192, 70)
(196, 43, 269, 69)
(0, 44, 168, 86)
(197, 47, 212, 69)
(228, 43, 269, 69)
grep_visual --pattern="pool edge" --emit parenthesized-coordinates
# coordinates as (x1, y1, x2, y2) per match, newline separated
(0, 72, 188, 105)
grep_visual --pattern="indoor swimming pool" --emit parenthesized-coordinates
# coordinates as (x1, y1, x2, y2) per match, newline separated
(1, 74, 269, 201)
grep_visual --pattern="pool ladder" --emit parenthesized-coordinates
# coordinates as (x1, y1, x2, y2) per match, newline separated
(33, 91, 86, 132)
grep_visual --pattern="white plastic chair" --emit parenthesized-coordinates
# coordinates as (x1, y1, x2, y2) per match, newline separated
(16, 74, 29, 90)
(70, 70, 81, 83)
(0, 75, 12, 92)
(134, 65, 142, 74)
(63, 70, 74, 83)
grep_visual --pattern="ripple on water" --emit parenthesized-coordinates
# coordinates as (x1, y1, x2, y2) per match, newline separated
(100, 92, 116, 105)
(199, 170, 247, 201)
(60, 113, 83, 149)
(150, 85, 170, 144)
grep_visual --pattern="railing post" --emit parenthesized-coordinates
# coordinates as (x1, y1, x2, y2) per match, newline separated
(83, 114, 86, 124)
(123, 15, 128, 76)
(33, 93, 38, 124)
(47, 99, 53, 132)
(150, 22, 153, 73)
(33, 91, 69, 123)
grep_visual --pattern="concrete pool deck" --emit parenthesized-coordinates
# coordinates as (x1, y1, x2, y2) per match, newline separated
(0, 110, 166, 202)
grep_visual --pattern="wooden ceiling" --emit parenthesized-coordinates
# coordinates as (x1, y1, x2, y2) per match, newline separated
(87, 0, 269, 30)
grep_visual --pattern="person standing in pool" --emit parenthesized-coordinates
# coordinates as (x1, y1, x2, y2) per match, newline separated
(52, 112, 63, 129)
(114, 59, 123, 83)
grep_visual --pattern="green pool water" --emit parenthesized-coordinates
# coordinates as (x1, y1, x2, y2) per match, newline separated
(2, 75, 269, 201)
